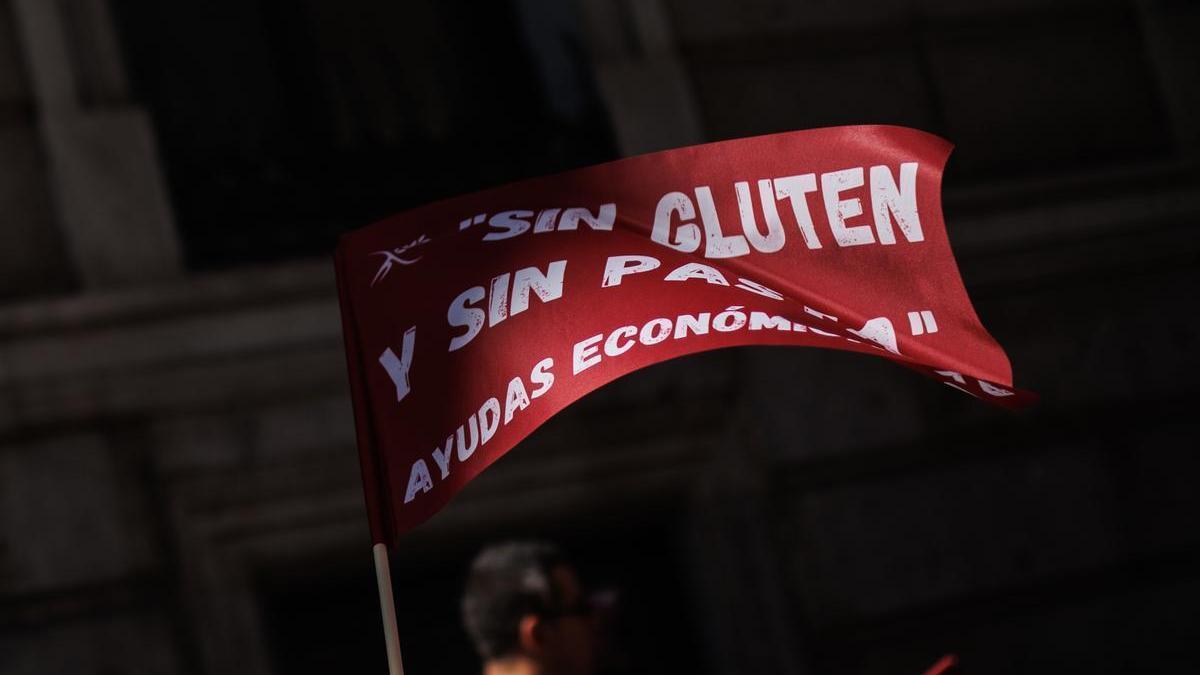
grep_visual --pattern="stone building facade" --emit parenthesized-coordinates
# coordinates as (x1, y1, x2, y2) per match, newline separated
(1, 0, 1198, 673)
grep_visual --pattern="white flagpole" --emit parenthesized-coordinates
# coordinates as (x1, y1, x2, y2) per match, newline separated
(373, 543, 406, 675)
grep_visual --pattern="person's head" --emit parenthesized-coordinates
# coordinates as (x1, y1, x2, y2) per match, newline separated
(462, 541, 596, 675)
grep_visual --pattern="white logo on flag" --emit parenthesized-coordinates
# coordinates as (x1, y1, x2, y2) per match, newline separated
(371, 234, 431, 286)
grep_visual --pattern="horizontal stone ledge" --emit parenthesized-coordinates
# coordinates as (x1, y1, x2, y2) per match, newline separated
(0, 299, 341, 385)
(0, 258, 335, 338)
(0, 344, 347, 433)
(949, 180, 1200, 256)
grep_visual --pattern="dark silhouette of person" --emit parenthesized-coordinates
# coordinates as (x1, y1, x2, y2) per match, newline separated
(462, 541, 597, 675)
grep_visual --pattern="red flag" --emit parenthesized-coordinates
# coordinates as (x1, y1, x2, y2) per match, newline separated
(922, 655, 960, 675)
(335, 125, 1032, 545)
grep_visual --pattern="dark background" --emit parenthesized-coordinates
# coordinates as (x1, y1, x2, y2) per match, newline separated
(1, 0, 1198, 673)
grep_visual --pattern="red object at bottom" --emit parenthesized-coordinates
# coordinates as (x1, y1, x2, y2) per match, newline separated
(922, 654, 960, 675)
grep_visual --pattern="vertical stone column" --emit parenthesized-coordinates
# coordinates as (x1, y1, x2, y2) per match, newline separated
(0, 0, 69, 298)
(577, 0, 705, 154)
(12, 0, 181, 289)
(1136, 0, 1200, 157)
(684, 353, 807, 675)
(687, 453, 807, 675)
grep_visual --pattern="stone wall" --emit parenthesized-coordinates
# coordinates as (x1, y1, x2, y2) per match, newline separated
(1, 1, 1198, 673)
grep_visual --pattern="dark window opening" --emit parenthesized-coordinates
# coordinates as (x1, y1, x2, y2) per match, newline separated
(111, 0, 616, 270)
(675, 2, 1174, 184)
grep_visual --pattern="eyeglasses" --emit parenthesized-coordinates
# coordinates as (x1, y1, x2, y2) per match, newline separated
(541, 604, 593, 620)
(541, 589, 617, 620)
